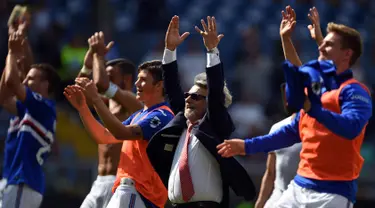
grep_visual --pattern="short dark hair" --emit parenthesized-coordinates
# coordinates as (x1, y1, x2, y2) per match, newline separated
(138, 60, 163, 84)
(30, 63, 60, 94)
(326, 22, 362, 67)
(106, 58, 136, 81)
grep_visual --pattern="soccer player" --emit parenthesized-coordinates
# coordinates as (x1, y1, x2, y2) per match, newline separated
(217, 9, 372, 208)
(0, 31, 59, 207)
(78, 32, 143, 208)
(0, 9, 34, 207)
(66, 60, 174, 208)
(255, 6, 323, 208)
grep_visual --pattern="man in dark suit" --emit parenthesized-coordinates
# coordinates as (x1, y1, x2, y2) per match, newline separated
(147, 15, 256, 208)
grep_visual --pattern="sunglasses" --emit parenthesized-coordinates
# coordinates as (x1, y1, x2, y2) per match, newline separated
(184, 92, 206, 101)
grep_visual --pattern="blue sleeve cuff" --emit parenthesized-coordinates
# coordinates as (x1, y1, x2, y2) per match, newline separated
(245, 139, 253, 155)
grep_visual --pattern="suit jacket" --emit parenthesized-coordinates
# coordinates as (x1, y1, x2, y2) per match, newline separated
(147, 60, 256, 207)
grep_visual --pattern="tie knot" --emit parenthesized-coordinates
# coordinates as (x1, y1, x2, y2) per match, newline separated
(187, 123, 195, 133)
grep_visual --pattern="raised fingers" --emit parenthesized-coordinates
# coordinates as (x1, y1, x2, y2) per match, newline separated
(64, 85, 75, 95)
(201, 19, 208, 32)
(211, 16, 216, 32)
(281, 10, 287, 20)
(194, 26, 204, 35)
(207, 16, 212, 32)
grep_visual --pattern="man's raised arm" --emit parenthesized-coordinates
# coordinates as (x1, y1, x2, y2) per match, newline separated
(307, 7, 324, 47)
(195, 16, 233, 139)
(280, 6, 302, 66)
(162, 15, 190, 114)
(5, 32, 26, 103)
(89, 32, 142, 113)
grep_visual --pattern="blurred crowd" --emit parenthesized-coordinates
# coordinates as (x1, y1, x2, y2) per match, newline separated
(0, 0, 374, 207)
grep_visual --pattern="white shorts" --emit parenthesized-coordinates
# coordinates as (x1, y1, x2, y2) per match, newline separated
(274, 181, 353, 208)
(106, 178, 146, 208)
(80, 175, 116, 208)
(2, 184, 43, 208)
(264, 187, 284, 208)
(0, 178, 8, 208)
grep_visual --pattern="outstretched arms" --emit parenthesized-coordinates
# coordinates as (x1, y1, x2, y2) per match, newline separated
(280, 6, 324, 66)
(64, 85, 121, 144)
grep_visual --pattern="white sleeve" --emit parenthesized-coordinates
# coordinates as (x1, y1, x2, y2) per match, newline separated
(206, 47, 221, 68)
(162, 48, 177, 64)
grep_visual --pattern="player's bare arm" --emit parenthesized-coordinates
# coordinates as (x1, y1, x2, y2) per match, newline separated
(255, 152, 276, 208)
(8, 6, 33, 77)
(75, 77, 145, 140)
(308, 7, 324, 46)
(64, 85, 121, 144)
(89, 31, 113, 93)
(0, 8, 29, 112)
(89, 32, 142, 112)
(5, 32, 26, 102)
(280, 5, 303, 66)
(0, 63, 17, 115)
(76, 38, 93, 78)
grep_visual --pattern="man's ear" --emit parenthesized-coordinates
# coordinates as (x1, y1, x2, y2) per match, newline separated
(156, 80, 164, 90)
(123, 74, 132, 83)
(42, 80, 49, 93)
(345, 49, 353, 64)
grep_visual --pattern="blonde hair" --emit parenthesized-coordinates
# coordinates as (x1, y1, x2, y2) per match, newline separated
(194, 73, 232, 107)
(326, 22, 362, 66)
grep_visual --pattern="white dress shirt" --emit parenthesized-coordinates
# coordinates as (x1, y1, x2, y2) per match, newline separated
(168, 129, 223, 203)
(163, 48, 223, 203)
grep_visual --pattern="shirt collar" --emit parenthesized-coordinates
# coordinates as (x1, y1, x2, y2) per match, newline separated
(141, 101, 169, 113)
(336, 69, 353, 85)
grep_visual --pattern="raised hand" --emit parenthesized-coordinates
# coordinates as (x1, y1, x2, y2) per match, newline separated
(75, 77, 100, 103)
(89, 31, 114, 57)
(8, 31, 23, 55)
(83, 38, 94, 69)
(17, 10, 30, 36)
(195, 16, 224, 51)
(217, 139, 246, 158)
(280, 5, 296, 38)
(8, 6, 30, 36)
(165, 15, 190, 51)
(307, 7, 323, 45)
(64, 85, 87, 111)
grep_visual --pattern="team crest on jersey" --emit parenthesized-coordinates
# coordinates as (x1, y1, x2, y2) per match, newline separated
(150, 116, 161, 128)
(311, 76, 324, 96)
(32, 92, 43, 101)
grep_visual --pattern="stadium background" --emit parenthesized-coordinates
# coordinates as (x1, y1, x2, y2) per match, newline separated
(0, 0, 374, 207)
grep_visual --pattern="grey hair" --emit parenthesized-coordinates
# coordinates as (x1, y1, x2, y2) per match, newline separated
(194, 72, 232, 108)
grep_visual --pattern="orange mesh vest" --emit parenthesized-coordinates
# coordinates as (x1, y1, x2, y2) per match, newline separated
(298, 79, 370, 181)
(113, 105, 174, 208)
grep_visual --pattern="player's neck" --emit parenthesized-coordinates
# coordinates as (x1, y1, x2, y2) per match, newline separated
(336, 63, 350, 75)
(39, 91, 49, 99)
(143, 97, 165, 110)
